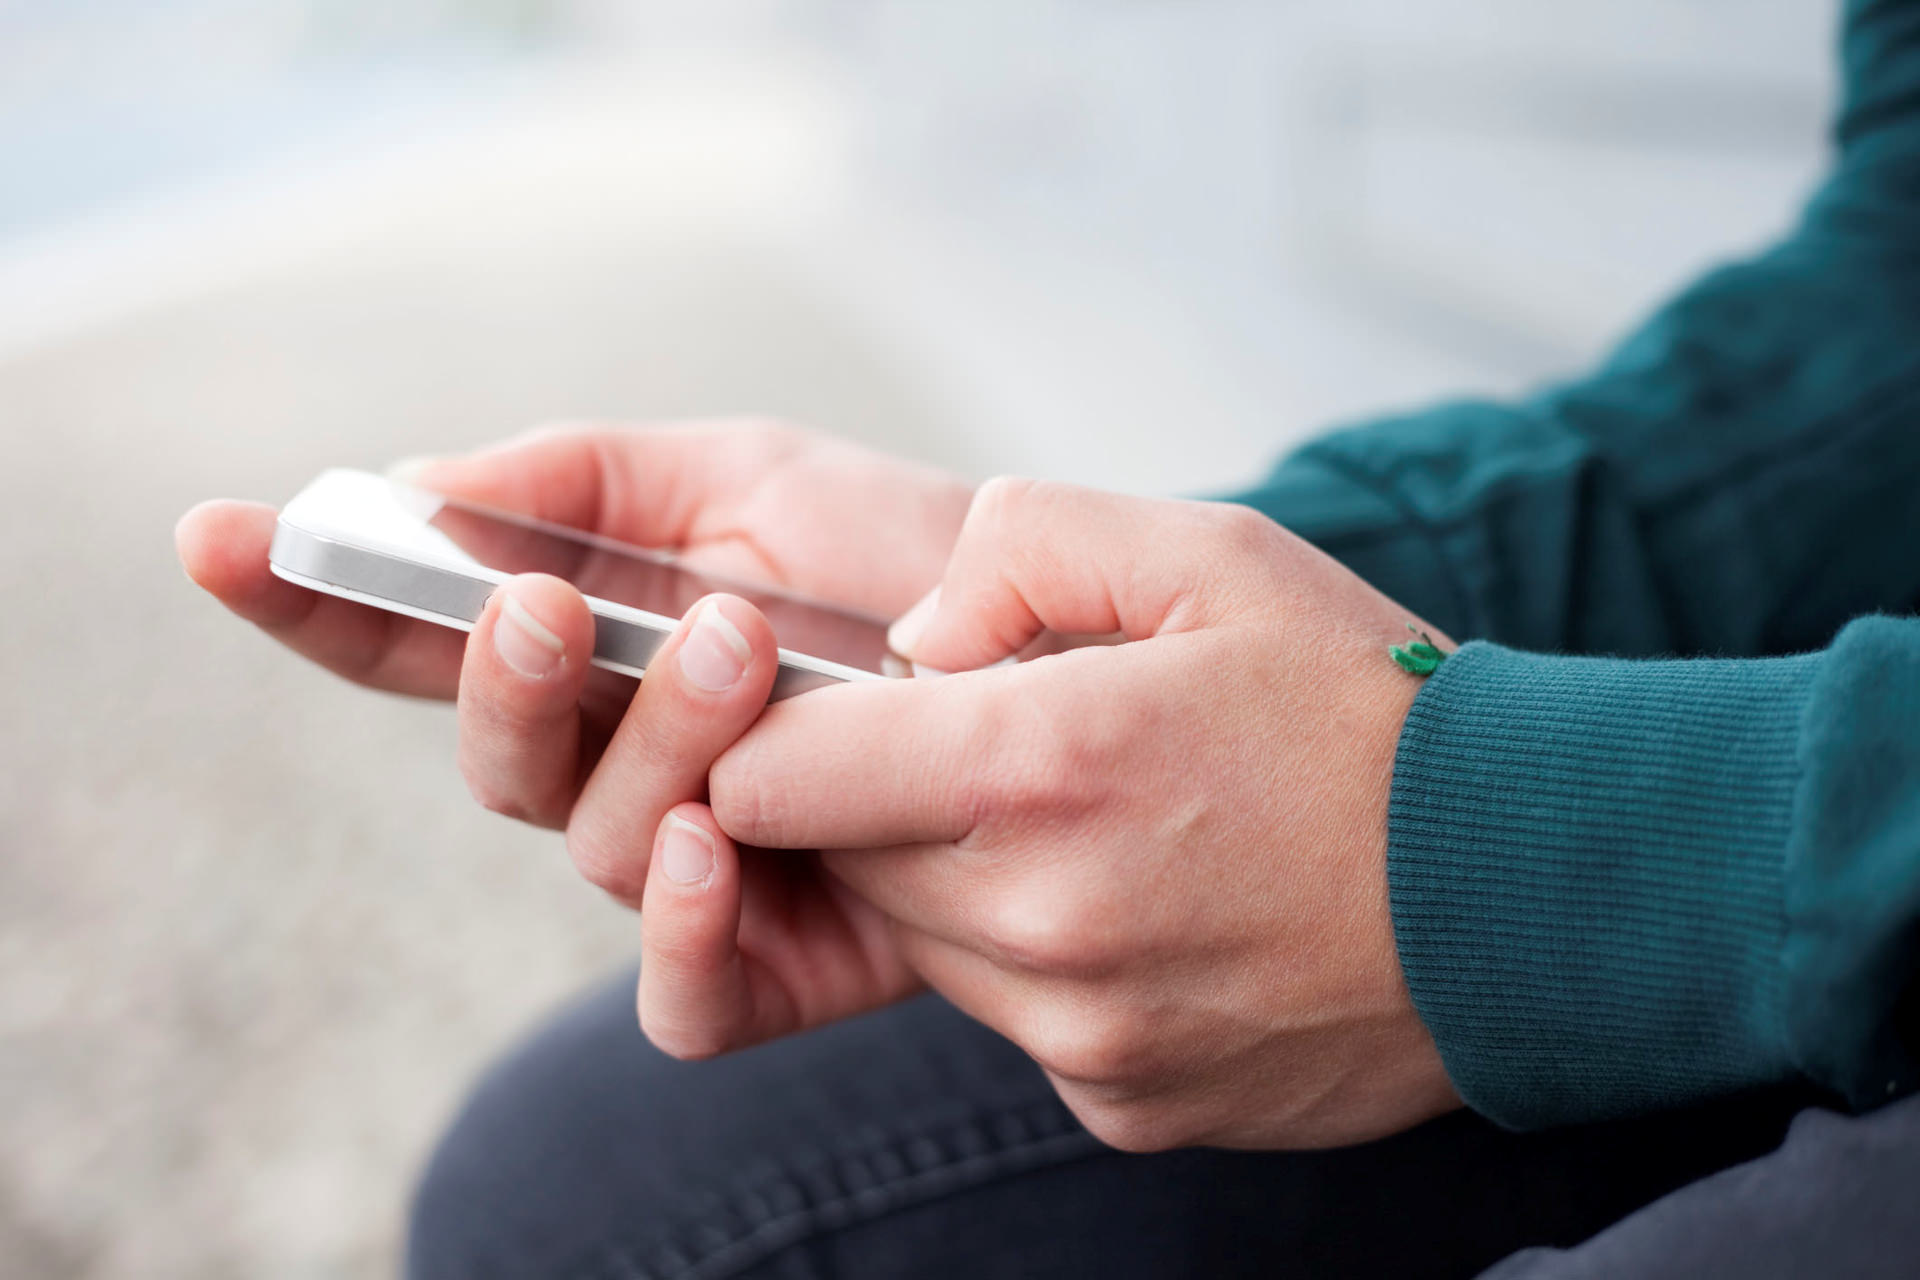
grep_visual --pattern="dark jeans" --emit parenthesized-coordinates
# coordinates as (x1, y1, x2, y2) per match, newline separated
(408, 969, 1919, 1279)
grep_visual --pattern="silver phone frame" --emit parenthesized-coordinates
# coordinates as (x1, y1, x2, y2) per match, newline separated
(268, 470, 887, 701)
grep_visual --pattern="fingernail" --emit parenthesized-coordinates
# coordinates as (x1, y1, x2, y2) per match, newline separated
(660, 815, 715, 886)
(887, 586, 939, 660)
(386, 456, 438, 485)
(680, 600, 751, 692)
(494, 589, 565, 678)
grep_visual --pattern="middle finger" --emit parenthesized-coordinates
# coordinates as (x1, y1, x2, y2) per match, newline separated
(565, 594, 778, 907)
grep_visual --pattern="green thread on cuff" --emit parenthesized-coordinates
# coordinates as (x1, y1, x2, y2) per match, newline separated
(1390, 625, 1450, 676)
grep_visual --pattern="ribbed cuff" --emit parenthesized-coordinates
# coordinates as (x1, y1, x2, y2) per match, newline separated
(1388, 642, 1822, 1129)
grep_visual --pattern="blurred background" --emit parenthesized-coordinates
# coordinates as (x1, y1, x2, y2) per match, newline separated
(0, 0, 1833, 1275)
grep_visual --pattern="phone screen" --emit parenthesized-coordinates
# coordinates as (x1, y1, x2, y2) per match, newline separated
(422, 493, 901, 677)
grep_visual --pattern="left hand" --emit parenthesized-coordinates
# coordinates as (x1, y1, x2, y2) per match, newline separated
(650, 478, 1462, 1150)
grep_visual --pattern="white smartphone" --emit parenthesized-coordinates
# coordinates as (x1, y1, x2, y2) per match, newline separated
(268, 468, 903, 699)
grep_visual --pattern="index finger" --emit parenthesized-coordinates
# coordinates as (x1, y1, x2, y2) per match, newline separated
(397, 419, 791, 550)
(565, 594, 780, 906)
(708, 670, 1009, 850)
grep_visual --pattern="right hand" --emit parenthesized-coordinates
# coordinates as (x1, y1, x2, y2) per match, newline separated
(175, 418, 974, 827)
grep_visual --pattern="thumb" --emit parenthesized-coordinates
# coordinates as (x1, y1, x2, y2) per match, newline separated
(885, 478, 1233, 674)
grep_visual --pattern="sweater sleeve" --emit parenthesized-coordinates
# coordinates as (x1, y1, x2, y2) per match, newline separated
(1226, 0, 1920, 658)
(1388, 615, 1920, 1129)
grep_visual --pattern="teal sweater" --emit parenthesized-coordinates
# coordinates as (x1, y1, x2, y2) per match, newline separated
(1228, 0, 1920, 1129)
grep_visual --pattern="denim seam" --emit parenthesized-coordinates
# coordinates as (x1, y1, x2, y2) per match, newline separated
(572, 1107, 1108, 1280)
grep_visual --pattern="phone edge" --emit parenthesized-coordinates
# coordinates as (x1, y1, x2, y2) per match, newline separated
(268, 519, 867, 700)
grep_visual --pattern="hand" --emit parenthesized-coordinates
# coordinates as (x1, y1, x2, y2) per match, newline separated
(654, 479, 1462, 1150)
(175, 419, 971, 707)
(176, 421, 971, 1046)
(175, 419, 971, 817)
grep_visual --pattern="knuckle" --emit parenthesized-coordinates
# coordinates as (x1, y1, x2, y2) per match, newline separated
(708, 748, 778, 848)
(465, 776, 530, 823)
(980, 690, 1108, 827)
(643, 927, 712, 974)
(1026, 1008, 1146, 1089)
(1029, 997, 1159, 1090)
(459, 760, 561, 828)
(966, 474, 1043, 534)
(565, 818, 648, 903)
(942, 680, 1022, 823)
(1062, 1094, 1183, 1154)
(989, 747, 1078, 823)
(650, 1031, 726, 1062)
(979, 886, 1124, 979)
(970, 472, 1032, 510)
(981, 893, 1073, 972)
(1051, 712, 1129, 810)
(637, 1003, 730, 1062)
(1206, 503, 1293, 584)
(642, 910, 731, 979)
(1209, 499, 1281, 550)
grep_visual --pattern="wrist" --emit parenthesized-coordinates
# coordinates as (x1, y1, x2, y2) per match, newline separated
(1321, 621, 1466, 1137)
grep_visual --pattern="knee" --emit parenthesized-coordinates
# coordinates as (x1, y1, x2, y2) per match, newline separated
(407, 970, 667, 1279)
(407, 982, 1060, 1279)
(406, 1071, 541, 1280)
(406, 1097, 509, 1280)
